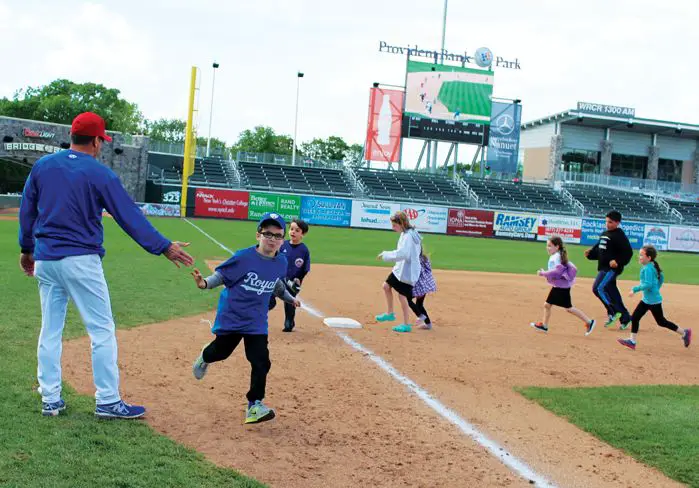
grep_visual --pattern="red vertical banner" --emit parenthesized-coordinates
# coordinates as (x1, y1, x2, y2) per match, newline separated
(365, 87, 404, 163)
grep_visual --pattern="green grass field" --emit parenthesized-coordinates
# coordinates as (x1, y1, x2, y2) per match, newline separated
(519, 386, 699, 487)
(1, 216, 698, 487)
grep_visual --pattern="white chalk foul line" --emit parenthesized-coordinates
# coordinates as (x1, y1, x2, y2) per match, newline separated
(184, 218, 233, 254)
(185, 218, 556, 487)
(337, 332, 556, 487)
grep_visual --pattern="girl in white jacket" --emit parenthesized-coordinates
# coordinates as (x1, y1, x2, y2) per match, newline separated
(376, 211, 423, 333)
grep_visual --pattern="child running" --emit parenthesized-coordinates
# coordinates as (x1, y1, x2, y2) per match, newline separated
(412, 249, 436, 330)
(530, 237, 596, 336)
(190, 212, 300, 424)
(618, 245, 692, 350)
(375, 211, 423, 333)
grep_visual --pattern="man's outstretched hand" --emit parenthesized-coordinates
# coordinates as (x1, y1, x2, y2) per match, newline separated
(164, 241, 194, 268)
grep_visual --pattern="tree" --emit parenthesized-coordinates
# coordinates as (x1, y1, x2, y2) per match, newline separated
(344, 143, 365, 167)
(0, 79, 143, 133)
(143, 118, 186, 143)
(300, 135, 350, 162)
(233, 126, 294, 155)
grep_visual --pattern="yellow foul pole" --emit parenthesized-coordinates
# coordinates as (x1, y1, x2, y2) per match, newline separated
(180, 66, 198, 218)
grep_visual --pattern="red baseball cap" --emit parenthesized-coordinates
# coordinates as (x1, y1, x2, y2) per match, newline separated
(71, 112, 112, 142)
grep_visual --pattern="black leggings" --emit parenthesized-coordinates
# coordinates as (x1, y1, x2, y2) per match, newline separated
(631, 301, 679, 335)
(412, 296, 431, 324)
(202, 333, 270, 403)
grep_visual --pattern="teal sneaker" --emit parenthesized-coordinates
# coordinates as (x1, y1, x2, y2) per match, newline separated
(192, 350, 209, 380)
(245, 400, 275, 424)
(392, 324, 412, 333)
(375, 312, 396, 322)
(605, 312, 622, 328)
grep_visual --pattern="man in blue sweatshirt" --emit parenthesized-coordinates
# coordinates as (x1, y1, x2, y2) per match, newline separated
(19, 112, 194, 419)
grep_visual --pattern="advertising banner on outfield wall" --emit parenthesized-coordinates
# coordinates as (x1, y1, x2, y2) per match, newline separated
(493, 211, 538, 240)
(537, 215, 582, 244)
(138, 203, 180, 217)
(300, 196, 352, 227)
(194, 188, 249, 219)
(351, 200, 399, 230)
(580, 218, 645, 249)
(447, 208, 494, 237)
(248, 192, 301, 222)
(400, 204, 448, 234)
(668, 226, 699, 253)
(643, 224, 670, 251)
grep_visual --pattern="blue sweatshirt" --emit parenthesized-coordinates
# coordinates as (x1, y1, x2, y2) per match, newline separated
(19, 150, 171, 260)
(632, 263, 665, 305)
(213, 246, 288, 335)
(280, 240, 311, 282)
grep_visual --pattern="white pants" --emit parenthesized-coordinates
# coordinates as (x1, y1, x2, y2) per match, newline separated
(35, 254, 121, 405)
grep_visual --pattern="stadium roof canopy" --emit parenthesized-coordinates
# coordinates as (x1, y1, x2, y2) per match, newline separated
(521, 109, 699, 140)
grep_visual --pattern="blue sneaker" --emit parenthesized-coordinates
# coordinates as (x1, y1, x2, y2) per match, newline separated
(95, 400, 146, 419)
(42, 399, 66, 417)
(585, 319, 596, 336)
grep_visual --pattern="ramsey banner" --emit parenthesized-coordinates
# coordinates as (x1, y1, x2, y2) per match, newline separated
(493, 211, 538, 240)
(365, 88, 404, 163)
(350, 200, 399, 230)
(537, 215, 582, 244)
(248, 192, 301, 222)
(486, 101, 522, 174)
(447, 208, 494, 237)
(400, 204, 448, 234)
(643, 224, 670, 251)
(668, 226, 699, 253)
(580, 218, 645, 249)
(194, 188, 249, 219)
(300, 196, 352, 227)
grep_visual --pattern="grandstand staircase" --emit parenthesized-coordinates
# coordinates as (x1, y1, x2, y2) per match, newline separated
(344, 166, 367, 197)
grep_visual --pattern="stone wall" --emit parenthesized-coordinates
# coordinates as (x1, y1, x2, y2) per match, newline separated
(0, 116, 149, 201)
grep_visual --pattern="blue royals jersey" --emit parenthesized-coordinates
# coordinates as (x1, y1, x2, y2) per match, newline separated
(213, 246, 287, 335)
(280, 241, 311, 281)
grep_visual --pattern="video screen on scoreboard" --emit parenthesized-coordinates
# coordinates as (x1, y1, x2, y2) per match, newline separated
(404, 60, 494, 124)
(402, 60, 494, 144)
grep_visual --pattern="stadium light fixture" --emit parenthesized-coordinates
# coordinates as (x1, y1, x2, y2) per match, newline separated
(293, 72, 304, 166)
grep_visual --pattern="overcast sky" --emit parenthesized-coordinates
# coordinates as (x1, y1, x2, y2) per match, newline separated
(1, 0, 697, 166)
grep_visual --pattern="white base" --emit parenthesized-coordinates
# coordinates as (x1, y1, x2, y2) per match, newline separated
(323, 317, 362, 329)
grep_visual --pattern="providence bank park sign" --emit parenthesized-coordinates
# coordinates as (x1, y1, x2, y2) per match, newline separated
(378, 41, 521, 69)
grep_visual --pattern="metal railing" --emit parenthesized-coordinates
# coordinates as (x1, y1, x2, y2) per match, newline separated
(235, 151, 346, 170)
(558, 171, 699, 202)
(148, 140, 233, 159)
(561, 188, 585, 215)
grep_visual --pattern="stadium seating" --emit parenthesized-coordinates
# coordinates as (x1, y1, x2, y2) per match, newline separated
(667, 200, 699, 225)
(237, 162, 352, 196)
(354, 169, 467, 205)
(563, 184, 671, 222)
(463, 178, 576, 215)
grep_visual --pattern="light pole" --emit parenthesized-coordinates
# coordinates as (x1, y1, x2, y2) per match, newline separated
(292, 71, 304, 166)
(205, 61, 220, 158)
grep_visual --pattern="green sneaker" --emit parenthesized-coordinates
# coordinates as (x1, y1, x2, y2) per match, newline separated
(392, 324, 412, 333)
(245, 400, 275, 424)
(619, 321, 631, 331)
(375, 312, 396, 322)
(605, 312, 622, 328)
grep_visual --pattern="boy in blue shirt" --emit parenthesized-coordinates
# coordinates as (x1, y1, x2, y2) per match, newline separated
(190, 213, 299, 424)
(272, 218, 311, 332)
